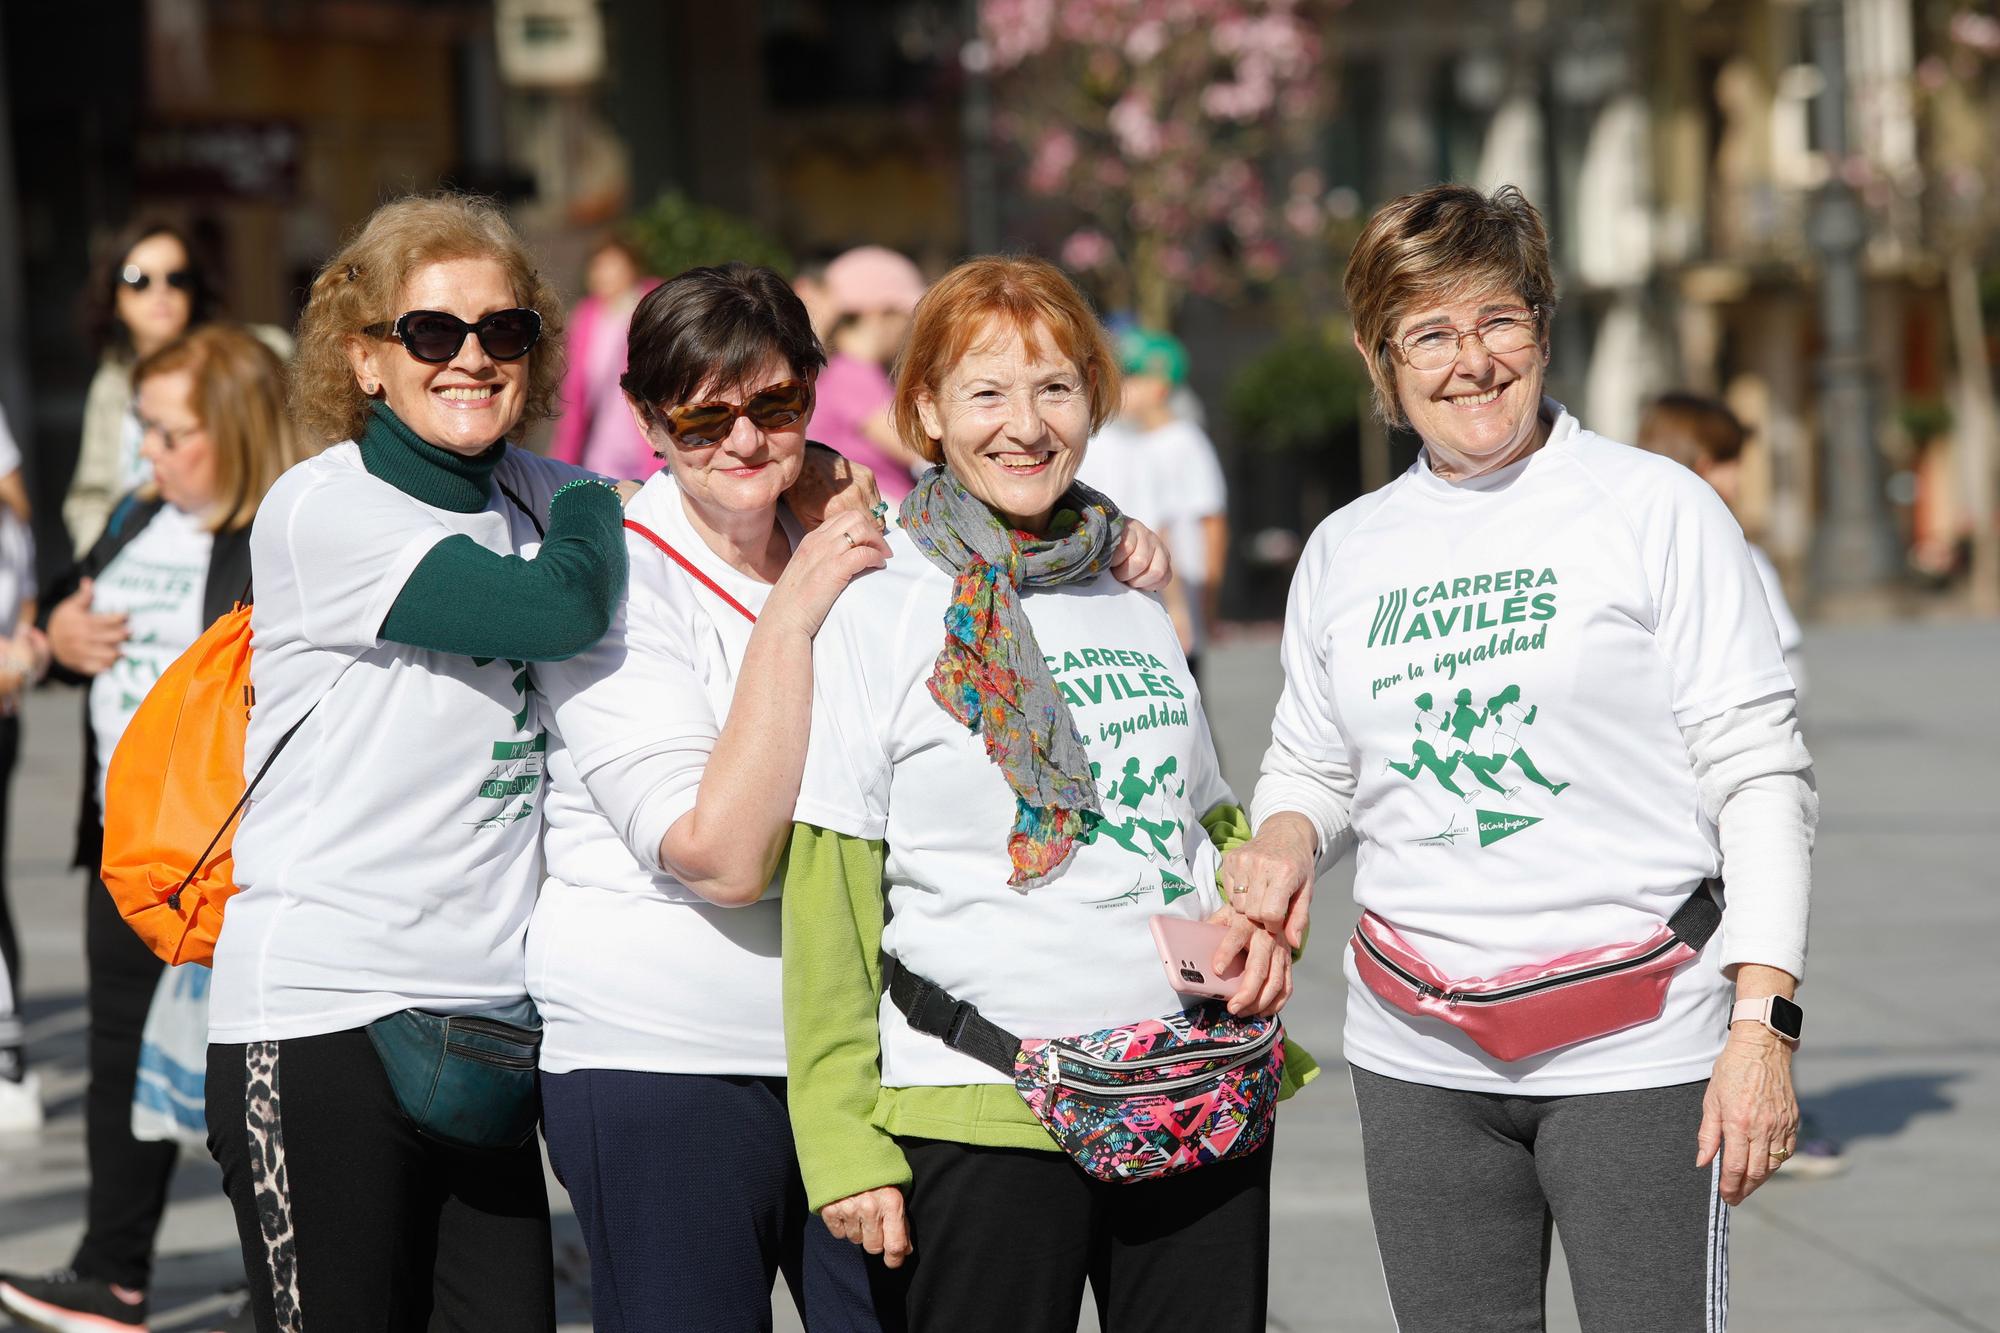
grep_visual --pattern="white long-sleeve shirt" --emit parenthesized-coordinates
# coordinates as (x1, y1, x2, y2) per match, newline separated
(1251, 403, 1815, 1095)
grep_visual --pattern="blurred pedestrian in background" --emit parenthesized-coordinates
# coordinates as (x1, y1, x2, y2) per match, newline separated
(65, 222, 292, 554)
(2, 324, 310, 1333)
(202, 193, 625, 1333)
(806, 245, 929, 504)
(1638, 393, 1806, 694)
(785, 255, 1295, 1333)
(1638, 390, 1849, 1182)
(0, 402, 47, 1135)
(790, 256, 839, 343)
(1079, 328, 1229, 677)
(1230, 184, 1816, 1332)
(550, 233, 661, 481)
(528, 262, 891, 1332)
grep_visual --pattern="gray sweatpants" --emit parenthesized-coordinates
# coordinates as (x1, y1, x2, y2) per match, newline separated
(1351, 1067, 1725, 1333)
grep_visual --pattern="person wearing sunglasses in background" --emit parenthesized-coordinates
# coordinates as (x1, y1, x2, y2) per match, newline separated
(523, 262, 1171, 1331)
(65, 220, 293, 554)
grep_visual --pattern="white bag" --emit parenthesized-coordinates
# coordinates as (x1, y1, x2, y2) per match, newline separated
(131, 962, 211, 1148)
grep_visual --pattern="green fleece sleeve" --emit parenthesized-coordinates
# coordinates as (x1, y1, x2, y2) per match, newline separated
(379, 482, 627, 662)
(782, 823, 914, 1212)
(1200, 801, 1253, 855)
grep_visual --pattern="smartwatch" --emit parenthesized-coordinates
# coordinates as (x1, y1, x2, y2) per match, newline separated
(1730, 995, 1803, 1043)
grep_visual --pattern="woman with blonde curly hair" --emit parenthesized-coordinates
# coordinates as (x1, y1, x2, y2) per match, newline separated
(201, 193, 623, 1333)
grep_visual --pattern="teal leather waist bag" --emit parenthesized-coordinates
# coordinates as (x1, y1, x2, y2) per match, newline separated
(365, 999, 542, 1151)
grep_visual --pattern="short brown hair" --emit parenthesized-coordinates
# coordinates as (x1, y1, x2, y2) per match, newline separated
(620, 262, 825, 424)
(892, 255, 1119, 464)
(1343, 184, 1557, 428)
(291, 194, 564, 445)
(132, 324, 316, 532)
(1637, 392, 1746, 468)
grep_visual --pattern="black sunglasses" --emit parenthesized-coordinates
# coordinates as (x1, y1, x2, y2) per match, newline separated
(364, 309, 542, 365)
(119, 265, 196, 294)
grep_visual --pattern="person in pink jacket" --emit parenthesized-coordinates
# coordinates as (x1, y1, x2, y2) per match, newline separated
(805, 246, 929, 504)
(552, 236, 661, 479)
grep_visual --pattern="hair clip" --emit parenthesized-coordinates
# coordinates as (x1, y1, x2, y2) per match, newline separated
(345, 264, 360, 281)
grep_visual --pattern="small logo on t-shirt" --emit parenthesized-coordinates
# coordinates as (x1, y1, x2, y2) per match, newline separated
(1475, 809, 1542, 847)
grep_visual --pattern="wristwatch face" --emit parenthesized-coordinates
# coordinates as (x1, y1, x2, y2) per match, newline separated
(1769, 995, 1804, 1041)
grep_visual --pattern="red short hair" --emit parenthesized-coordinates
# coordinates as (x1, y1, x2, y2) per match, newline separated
(892, 256, 1120, 464)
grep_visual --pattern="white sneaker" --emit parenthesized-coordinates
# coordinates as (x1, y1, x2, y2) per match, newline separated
(0, 1070, 45, 1134)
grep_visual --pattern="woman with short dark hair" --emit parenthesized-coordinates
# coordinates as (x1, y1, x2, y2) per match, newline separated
(527, 261, 892, 1329)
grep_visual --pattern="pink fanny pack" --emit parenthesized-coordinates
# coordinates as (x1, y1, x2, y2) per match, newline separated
(1350, 880, 1721, 1063)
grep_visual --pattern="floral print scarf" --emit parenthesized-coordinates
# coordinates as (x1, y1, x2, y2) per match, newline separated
(900, 465, 1127, 888)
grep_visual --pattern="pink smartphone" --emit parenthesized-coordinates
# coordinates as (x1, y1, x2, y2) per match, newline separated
(1149, 914, 1243, 1000)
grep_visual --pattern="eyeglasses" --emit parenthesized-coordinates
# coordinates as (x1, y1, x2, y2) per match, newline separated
(119, 265, 195, 294)
(135, 414, 204, 450)
(658, 380, 811, 446)
(364, 309, 542, 365)
(1391, 307, 1541, 372)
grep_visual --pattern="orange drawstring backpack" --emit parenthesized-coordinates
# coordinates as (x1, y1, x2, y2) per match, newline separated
(100, 602, 306, 965)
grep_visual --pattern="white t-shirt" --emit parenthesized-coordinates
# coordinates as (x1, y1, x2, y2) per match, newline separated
(1263, 404, 1795, 1096)
(87, 505, 212, 807)
(1082, 416, 1226, 583)
(528, 475, 803, 1077)
(797, 528, 1235, 1088)
(210, 443, 585, 1043)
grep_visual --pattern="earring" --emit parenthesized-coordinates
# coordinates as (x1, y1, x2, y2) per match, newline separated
(361, 380, 380, 396)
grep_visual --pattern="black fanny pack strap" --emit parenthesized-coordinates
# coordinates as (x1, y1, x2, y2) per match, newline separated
(886, 962, 1023, 1078)
(1667, 877, 1724, 952)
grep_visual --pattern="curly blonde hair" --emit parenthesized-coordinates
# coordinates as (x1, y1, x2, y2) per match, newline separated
(292, 194, 565, 445)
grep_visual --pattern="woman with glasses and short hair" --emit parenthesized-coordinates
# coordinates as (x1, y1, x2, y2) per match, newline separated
(1225, 183, 1816, 1331)
(3, 324, 311, 1333)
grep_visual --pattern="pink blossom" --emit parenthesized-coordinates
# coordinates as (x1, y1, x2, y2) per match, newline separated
(1284, 194, 1323, 237)
(1061, 228, 1117, 270)
(1109, 91, 1164, 159)
(1951, 11, 2000, 54)
(1125, 20, 1169, 64)
(1027, 128, 1080, 194)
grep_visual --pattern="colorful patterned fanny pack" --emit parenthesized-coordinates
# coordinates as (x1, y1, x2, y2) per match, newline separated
(888, 963, 1283, 1183)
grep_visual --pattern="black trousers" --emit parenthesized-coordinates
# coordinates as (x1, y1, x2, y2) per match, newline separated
(206, 1027, 555, 1333)
(72, 869, 179, 1289)
(883, 1136, 1272, 1333)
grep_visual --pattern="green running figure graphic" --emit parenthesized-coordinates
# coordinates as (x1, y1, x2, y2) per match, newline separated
(1482, 684, 1569, 795)
(1385, 684, 1569, 799)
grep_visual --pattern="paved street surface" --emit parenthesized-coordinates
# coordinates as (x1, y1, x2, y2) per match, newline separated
(3, 620, 1996, 1332)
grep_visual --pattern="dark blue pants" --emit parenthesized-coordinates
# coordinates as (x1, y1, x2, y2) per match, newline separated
(541, 1068, 887, 1333)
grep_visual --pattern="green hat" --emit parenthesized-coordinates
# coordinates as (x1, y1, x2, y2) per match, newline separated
(1119, 328, 1189, 385)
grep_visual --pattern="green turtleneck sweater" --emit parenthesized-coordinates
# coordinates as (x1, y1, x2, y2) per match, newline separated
(363, 404, 627, 662)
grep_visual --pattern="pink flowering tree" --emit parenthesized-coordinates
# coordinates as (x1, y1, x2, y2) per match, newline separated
(974, 0, 1337, 328)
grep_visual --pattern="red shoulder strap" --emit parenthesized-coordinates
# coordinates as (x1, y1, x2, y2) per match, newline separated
(623, 519, 758, 625)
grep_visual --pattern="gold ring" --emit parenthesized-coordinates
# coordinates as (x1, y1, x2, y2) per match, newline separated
(1770, 1146, 1793, 1162)
(843, 532, 856, 549)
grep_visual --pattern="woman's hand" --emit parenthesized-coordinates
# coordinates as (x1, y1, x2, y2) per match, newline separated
(787, 443, 886, 532)
(760, 508, 891, 640)
(1110, 519, 1172, 592)
(1218, 813, 1317, 957)
(47, 579, 129, 676)
(1698, 1018, 1800, 1206)
(1207, 906, 1294, 1018)
(821, 1185, 913, 1268)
